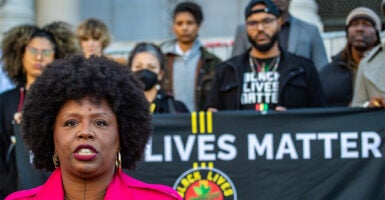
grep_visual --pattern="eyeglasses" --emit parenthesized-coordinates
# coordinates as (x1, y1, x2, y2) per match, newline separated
(25, 46, 54, 58)
(246, 18, 277, 29)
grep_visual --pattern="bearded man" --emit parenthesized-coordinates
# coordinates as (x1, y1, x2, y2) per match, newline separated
(320, 7, 381, 107)
(206, 0, 325, 111)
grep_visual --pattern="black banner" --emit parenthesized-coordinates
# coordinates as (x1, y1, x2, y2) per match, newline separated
(127, 108, 385, 200)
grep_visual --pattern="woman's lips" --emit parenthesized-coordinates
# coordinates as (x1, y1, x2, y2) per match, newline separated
(33, 63, 44, 70)
(74, 144, 98, 161)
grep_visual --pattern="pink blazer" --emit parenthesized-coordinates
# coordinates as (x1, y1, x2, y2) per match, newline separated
(6, 168, 182, 200)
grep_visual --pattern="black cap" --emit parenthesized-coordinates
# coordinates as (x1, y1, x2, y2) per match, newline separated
(245, 0, 280, 19)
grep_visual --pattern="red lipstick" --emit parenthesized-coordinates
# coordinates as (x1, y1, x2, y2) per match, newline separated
(74, 144, 98, 161)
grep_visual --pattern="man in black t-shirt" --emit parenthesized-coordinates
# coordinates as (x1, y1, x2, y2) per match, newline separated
(206, 0, 325, 111)
(231, 0, 328, 72)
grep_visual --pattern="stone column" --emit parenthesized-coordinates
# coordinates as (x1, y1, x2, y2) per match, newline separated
(0, 0, 34, 36)
(35, 0, 79, 27)
(289, 0, 324, 32)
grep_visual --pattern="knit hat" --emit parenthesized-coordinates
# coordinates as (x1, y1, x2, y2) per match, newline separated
(346, 7, 381, 33)
(245, 0, 280, 19)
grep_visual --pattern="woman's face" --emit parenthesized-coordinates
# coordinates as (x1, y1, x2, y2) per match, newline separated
(80, 37, 103, 58)
(131, 52, 163, 80)
(22, 37, 55, 81)
(54, 96, 119, 179)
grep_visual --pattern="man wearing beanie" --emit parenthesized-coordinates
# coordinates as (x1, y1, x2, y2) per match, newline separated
(231, 0, 328, 72)
(351, 2, 385, 108)
(206, 0, 325, 111)
(320, 7, 381, 107)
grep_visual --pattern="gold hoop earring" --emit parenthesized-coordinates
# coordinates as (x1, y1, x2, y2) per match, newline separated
(115, 151, 121, 173)
(52, 152, 59, 168)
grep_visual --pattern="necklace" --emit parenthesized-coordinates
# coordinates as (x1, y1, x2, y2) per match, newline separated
(248, 54, 280, 73)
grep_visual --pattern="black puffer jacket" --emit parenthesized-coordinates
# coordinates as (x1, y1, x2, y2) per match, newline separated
(319, 52, 354, 107)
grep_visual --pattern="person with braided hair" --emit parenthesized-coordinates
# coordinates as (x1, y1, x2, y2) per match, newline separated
(0, 21, 80, 198)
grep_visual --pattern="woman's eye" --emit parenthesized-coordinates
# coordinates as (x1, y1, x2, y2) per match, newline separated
(64, 120, 78, 127)
(133, 65, 142, 70)
(148, 65, 157, 70)
(95, 120, 107, 127)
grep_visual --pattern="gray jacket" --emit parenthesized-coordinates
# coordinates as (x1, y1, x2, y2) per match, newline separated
(232, 15, 328, 71)
(352, 43, 385, 106)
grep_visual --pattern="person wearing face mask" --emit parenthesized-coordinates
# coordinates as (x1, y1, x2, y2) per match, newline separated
(128, 42, 189, 114)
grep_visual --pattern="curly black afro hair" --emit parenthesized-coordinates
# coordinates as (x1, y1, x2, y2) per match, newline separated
(21, 55, 151, 171)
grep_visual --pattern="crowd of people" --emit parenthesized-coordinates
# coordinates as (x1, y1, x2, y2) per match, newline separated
(0, 0, 384, 199)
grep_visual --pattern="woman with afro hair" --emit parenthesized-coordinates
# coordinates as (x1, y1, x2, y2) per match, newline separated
(0, 21, 80, 198)
(5, 55, 181, 200)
